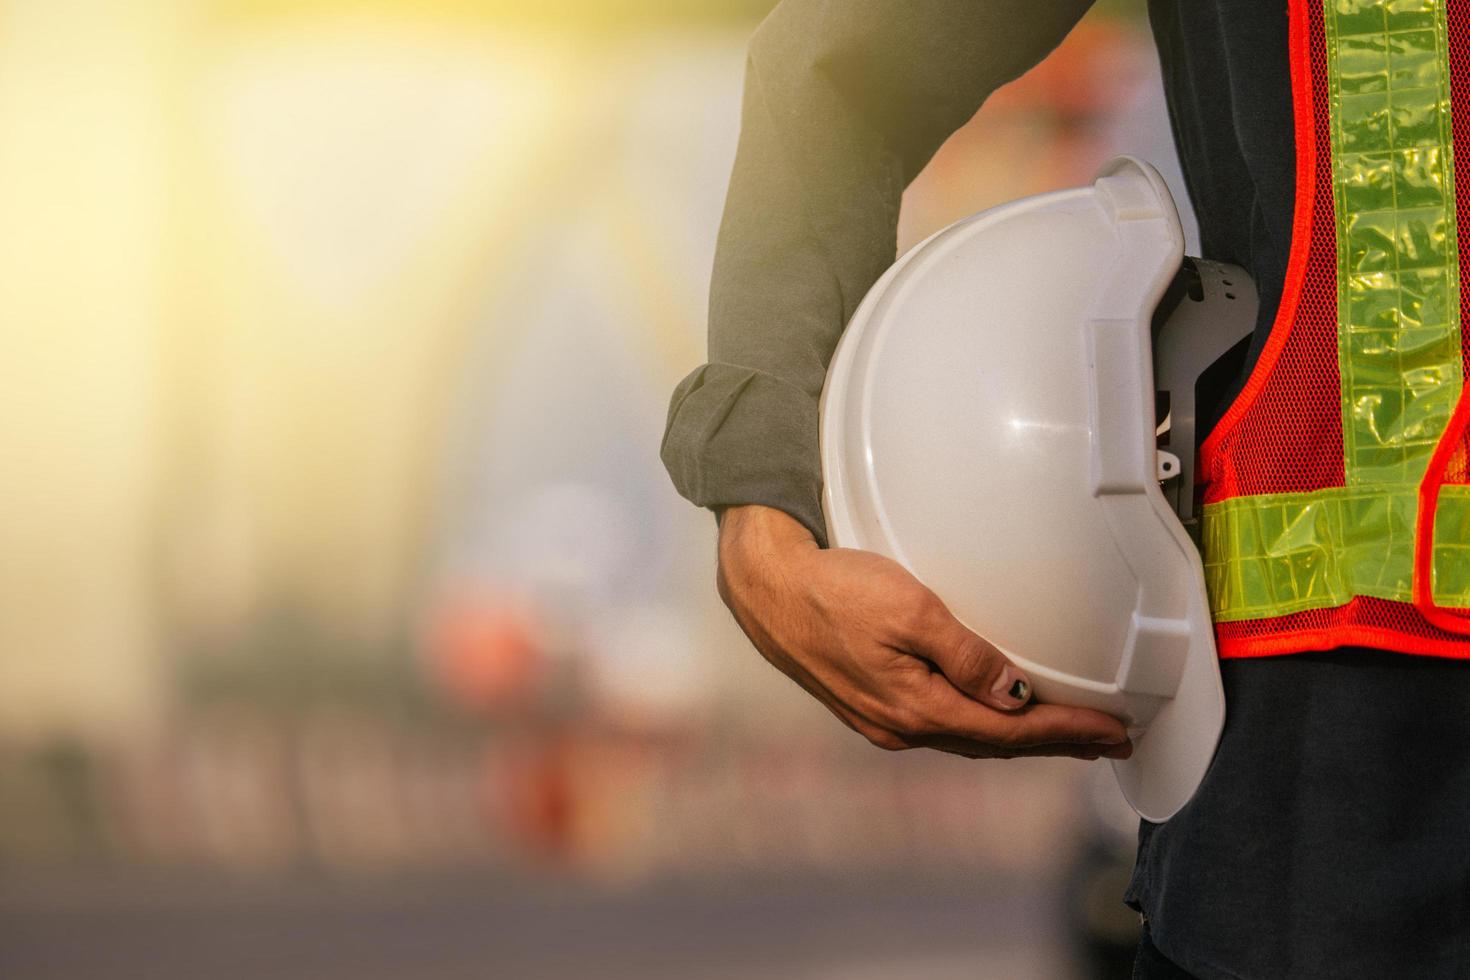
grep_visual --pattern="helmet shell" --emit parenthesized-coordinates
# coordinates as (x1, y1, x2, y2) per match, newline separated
(820, 157, 1225, 821)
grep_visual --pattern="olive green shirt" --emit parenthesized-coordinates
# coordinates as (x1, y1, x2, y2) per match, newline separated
(659, 0, 1095, 546)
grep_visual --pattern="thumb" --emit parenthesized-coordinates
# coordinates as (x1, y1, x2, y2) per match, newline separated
(905, 602, 1032, 712)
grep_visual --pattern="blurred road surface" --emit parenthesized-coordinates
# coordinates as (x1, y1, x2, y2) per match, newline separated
(0, 871, 1084, 979)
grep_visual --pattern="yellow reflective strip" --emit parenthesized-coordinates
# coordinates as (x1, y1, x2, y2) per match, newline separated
(1202, 487, 1415, 620)
(1201, 0, 1463, 623)
(1332, 0, 1460, 489)
(1205, 485, 1470, 619)
(1432, 487, 1470, 604)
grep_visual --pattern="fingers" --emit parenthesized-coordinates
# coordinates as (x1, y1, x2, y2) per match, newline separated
(901, 597, 1031, 712)
(916, 672, 1131, 748)
(1016, 740, 1134, 761)
(803, 639, 1130, 757)
(913, 733, 1135, 761)
(831, 661, 1130, 757)
(806, 659, 1132, 760)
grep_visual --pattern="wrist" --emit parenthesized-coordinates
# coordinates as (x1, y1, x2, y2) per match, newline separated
(716, 505, 816, 601)
(719, 504, 815, 551)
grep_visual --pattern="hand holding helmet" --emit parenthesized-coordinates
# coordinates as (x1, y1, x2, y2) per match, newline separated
(716, 503, 1135, 761)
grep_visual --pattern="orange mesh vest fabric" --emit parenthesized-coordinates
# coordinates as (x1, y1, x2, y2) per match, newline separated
(1198, 0, 1470, 658)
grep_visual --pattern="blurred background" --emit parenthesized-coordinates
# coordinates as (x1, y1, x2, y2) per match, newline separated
(0, 1, 1198, 976)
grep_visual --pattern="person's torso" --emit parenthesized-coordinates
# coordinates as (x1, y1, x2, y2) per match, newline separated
(1133, 5, 1470, 977)
(1153, 0, 1470, 658)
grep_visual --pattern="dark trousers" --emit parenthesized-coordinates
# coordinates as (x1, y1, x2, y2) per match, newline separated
(1133, 926, 1198, 979)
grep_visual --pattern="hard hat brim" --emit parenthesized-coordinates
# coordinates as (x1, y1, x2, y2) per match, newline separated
(1110, 621, 1226, 822)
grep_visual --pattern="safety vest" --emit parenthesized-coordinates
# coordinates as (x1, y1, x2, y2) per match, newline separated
(1199, 0, 1470, 658)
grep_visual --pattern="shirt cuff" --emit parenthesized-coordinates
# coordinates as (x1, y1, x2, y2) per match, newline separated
(661, 361, 828, 547)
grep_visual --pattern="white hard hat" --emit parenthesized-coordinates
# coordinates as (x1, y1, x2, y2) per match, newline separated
(820, 157, 1254, 821)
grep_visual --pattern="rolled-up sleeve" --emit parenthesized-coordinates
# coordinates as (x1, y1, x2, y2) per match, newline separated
(661, 0, 1096, 547)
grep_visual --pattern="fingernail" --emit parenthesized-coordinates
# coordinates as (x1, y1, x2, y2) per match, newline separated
(992, 669, 1031, 707)
(1102, 741, 1134, 760)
